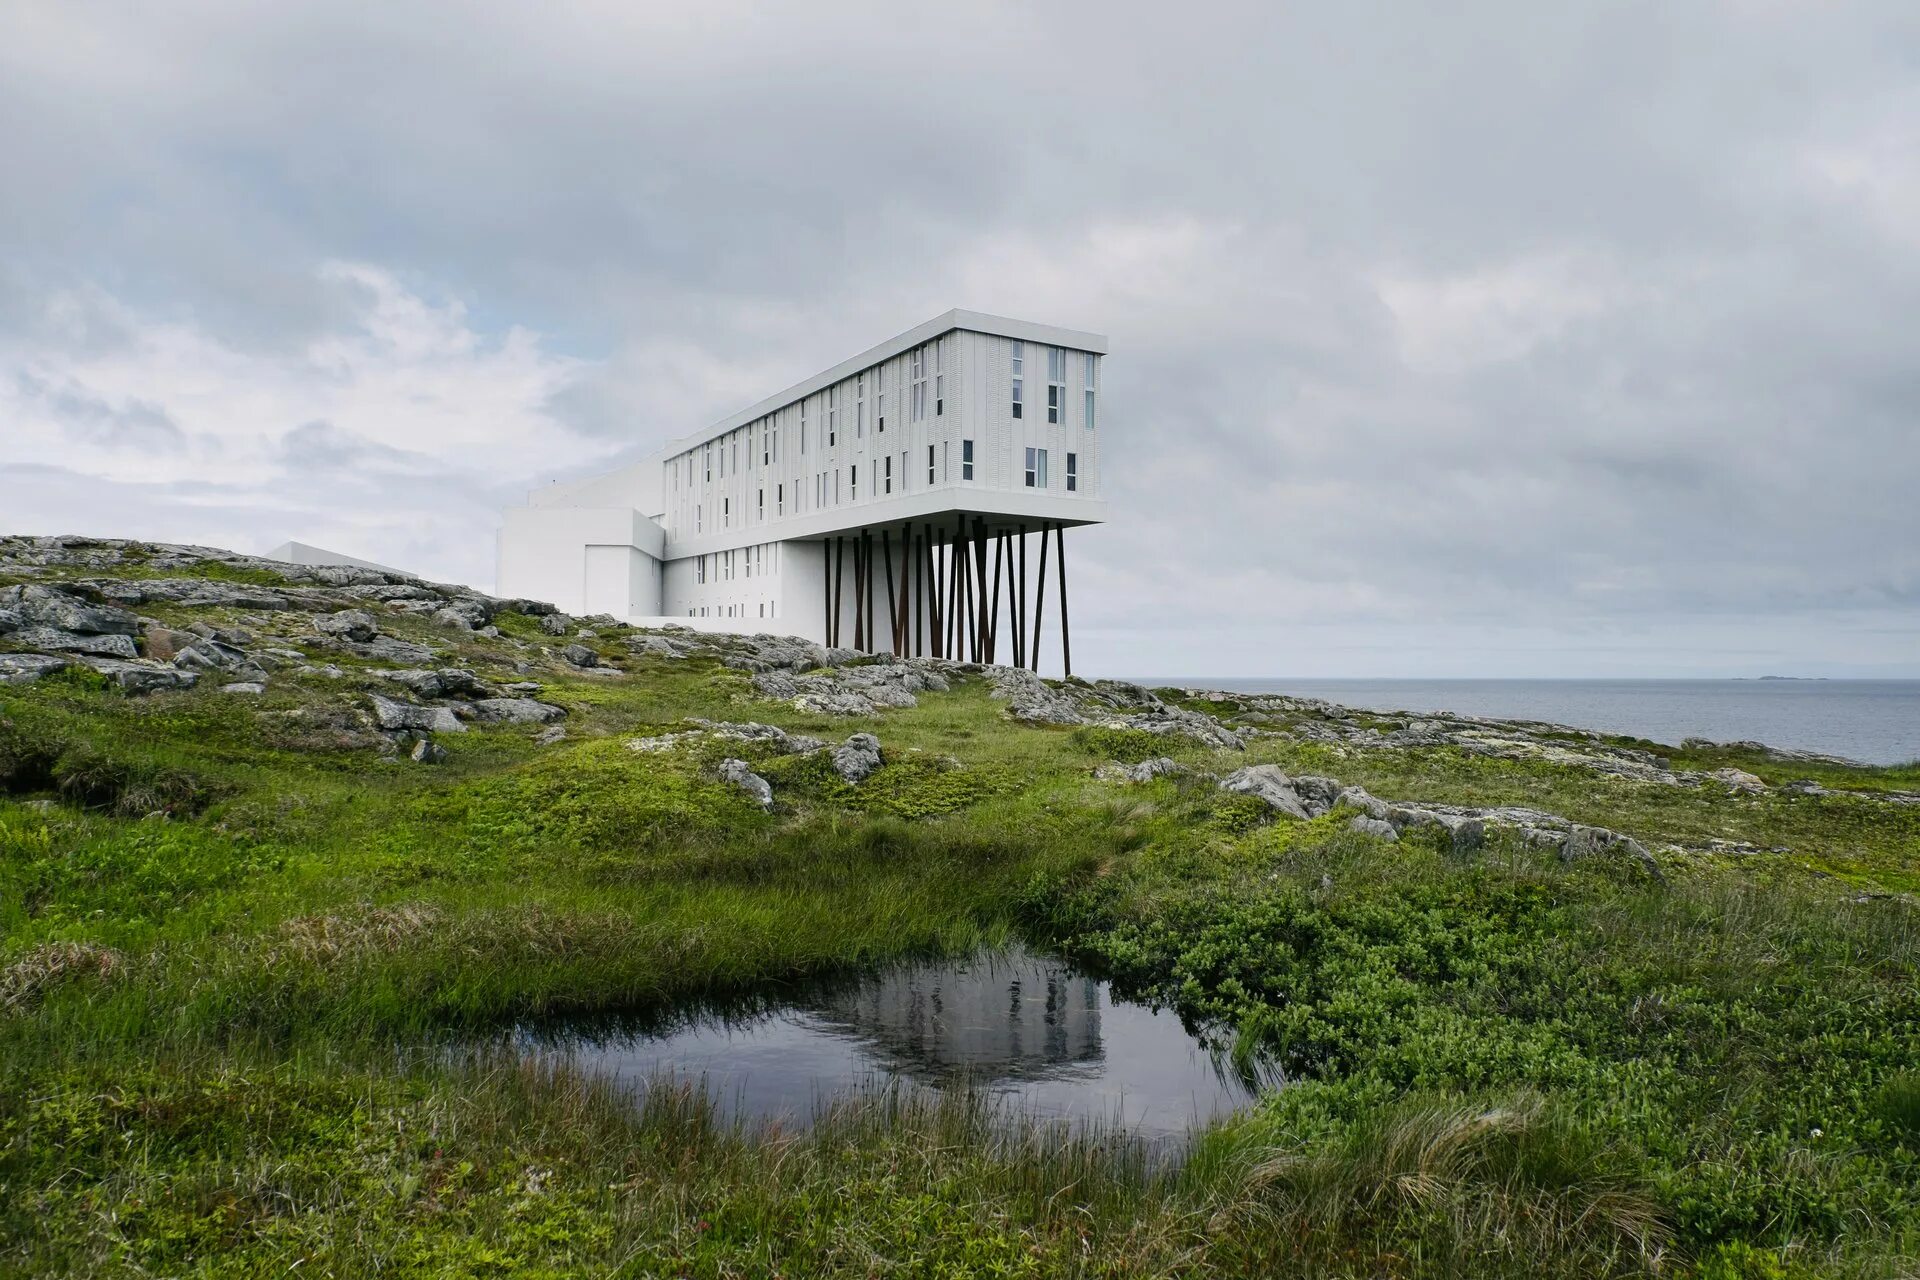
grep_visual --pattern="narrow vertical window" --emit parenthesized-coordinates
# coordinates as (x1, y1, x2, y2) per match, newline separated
(934, 340, 943, 415)
(1085, 388, 1095, 430)
(1024, 447, 1036, 487)
(777, 482, 784, 516)
(1066, 452, 1078, 492)
(696, 503, 702, 532)
(758, 488, 764, 520)
(1037, 448, 1049, 488)
(962, 438, 974, 480)
(1047, 348, 1065, 424)
(800, 399, 808, 454)
(828, 386, 837, 446)
(927, 444, 935, 485)
(705, 444, 712, 482)
(884, 455, 892, 494)
(856, 373, 866, 438)
(877, 366, 887, 433)
(1011, 340, 1024, 418)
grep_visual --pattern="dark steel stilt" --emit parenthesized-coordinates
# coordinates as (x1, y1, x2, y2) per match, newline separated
(883, 527, 899, 656)
(832, 536, 844, 648)
(1055, 522, 1070, 679)
(1015, 524, 1028, 669)
(1031, 521, 1049, 673)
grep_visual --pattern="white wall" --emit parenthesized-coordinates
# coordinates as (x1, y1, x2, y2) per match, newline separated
(497, 506, 664, 616)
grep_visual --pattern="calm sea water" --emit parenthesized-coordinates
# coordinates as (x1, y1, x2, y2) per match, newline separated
(1128, 679, 1920, 767)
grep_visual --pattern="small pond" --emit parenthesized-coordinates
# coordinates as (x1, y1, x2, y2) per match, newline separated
(516, 944, 1265, 1140)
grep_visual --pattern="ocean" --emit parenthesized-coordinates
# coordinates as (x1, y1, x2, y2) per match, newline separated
(1126, 679, 1920, 767)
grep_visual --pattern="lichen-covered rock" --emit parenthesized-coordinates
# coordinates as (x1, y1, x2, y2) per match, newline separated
(410, 738, 449, 764)
(539, 613, 573, 636)
(1095, 757, 1189, 783)
(77, 658, 200, 694)
(369, 694, 464, 734)
(315, 610, 378, 642)
(471, 697, 566, 725)
(561, 643, 598, 668)
(1219, 765, 1311, 819)
(220, 681, 266, 695)
(1561, 823, 1661, 877)
(1349, 814, 1399, 840)
(685, 720, 826, 754)
(717, 757, 773, 809)
(382, 668, 491, 700)
(832, 733, 884, 783)
(0, 653, 70, 685)
(6, 626, 138, 659)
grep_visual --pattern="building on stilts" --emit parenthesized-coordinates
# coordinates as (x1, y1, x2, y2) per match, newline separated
(497, 310, 1106, 673)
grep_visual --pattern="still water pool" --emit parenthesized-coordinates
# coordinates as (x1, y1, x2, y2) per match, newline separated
(517, 945, 1261, 1140)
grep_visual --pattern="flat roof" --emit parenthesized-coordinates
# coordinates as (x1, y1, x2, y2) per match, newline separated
(660, 309, 1108, 458)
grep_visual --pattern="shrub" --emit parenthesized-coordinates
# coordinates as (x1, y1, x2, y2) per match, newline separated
(1069, 725, 1168, 764)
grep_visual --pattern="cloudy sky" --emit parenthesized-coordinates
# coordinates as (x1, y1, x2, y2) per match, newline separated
(3, 1, 1917, 677)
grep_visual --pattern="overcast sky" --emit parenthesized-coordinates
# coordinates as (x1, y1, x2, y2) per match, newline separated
(3, 1, 1917, 677)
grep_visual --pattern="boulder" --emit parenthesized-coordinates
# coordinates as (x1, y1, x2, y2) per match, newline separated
(561, 643, 598, 668)
(1095, 757, 1189, 783)
(686, 720, 826, 754)
(11, 586, 140, 636)
(717, 757, 773, 809)
(534, 725, 568, 746)
(1560, 824, 1661, 878)
(1289, 774, 1345, 817)
(1349, 815, 1399, 841)
(539, 613, 573, 636)
(1710, 767, 1768, 794)
(7, 626, 139, 659)
(430, 607, 474, 631)
(77, 658, 199, 694)
(220, 681, 266, 695)
(1334, 785, 1391, 820)
(1219, 765, 1311, 819)
(382, 668, 491, 700)
(410, 738, 450, 764)
(142, 626, 200, 661)
(368, 694, 465, 734)
(0, 654, 70, 685)
(831, 733, 884, 783)
(471, 697, 567, 725)
(315, 609, 379, 642)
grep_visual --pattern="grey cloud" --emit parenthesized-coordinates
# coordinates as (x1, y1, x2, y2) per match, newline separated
(1, 0, 1917, 674)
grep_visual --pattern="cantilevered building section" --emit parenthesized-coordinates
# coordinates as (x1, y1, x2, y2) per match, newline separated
(498, 309, 1107, 673)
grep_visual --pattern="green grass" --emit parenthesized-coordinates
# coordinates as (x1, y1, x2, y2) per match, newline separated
(4, 608, 1920, 1276)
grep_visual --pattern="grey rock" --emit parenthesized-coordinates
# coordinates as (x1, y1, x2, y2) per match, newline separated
(1349, 815, 1400, 841)
(1710, 767, 1768, 794)
(1334, 785, 1391, 820)
(8, 626, 139, 659)
(1124, 707, 1247, 751)
(219, 681, 266, 695)
(77, 658, 199, 694)
(1219, 765, 1311, 819)
(561, 643, 598, 668)
(534, 725, 568, 746)
(0, 653, 70, 685)
(315, 609, 378, 642)
(12, 586, 140, 636)
(430, 607, 474, 631)
(717, 757, 773, 809)
(1561, 824, 1661, 877)
(382, 667, 491, 700)
(141, 626, 200, 661)
(539, 613, 573, 636)
(355, 636, 436, 665)
(410, 738, 450, 764)
(686, 720, 826, 754)
(831, 733, 884, 783)
(369, 694, 465, 734)
(1094, 756, 1189, 783)
(1289, 774, 1345, 818)
(1446, 816, 1488, 852)
(471, 697, 567, 725)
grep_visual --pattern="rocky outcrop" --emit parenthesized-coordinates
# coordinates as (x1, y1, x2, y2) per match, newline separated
(1219, 765, 1311, 819)
(369, 694, 465, 734)
(1094, 757, 1190, 783)
(470, 697, 566, 725)
(716, 758, 773, 809)
(831, 733, 884, 783)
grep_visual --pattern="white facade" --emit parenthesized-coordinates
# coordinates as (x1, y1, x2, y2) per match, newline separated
(498, 310, 1108, 660)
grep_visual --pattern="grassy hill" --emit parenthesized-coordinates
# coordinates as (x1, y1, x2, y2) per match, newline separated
(3, 534, 1919, 1278)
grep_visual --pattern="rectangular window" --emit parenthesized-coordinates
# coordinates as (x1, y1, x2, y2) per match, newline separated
(696, 556, 706, 584)
(1024, 447, 1036, 488)
(723, 496, 729, 526)
(856, 373, 866, 438)
(1085, 388, 1095, 430)
(1011, 339, 1023, 418)
(877, 366, 887, 433)
(962, 438, 974, 480)
(1085, 352, 1096, 383)
(935, 373, 943, 416)
(884, 455, 892, 494)
(1038, 448, 1049, 488)
(704, 444, 712, 482)
(927, 444, 935, 485)
(850, 463, 857, 496)
(763, 422, 770, 466)
(777, 482, 784, 516)
(800, 399, 807, 454)
(696, 504, 703, 532)
(828, 386, 837, 446)
(1066, 452, 1078, 492)
(1026, 447, 1049, 488)
(757, 488, 764, 520)
(1048, 348, 1066, 423)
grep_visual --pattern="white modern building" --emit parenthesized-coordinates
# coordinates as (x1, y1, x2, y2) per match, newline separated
(498, 310, 1107, 671)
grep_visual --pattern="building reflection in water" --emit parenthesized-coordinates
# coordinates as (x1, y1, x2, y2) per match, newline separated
(804, 949, 1104, 1085)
